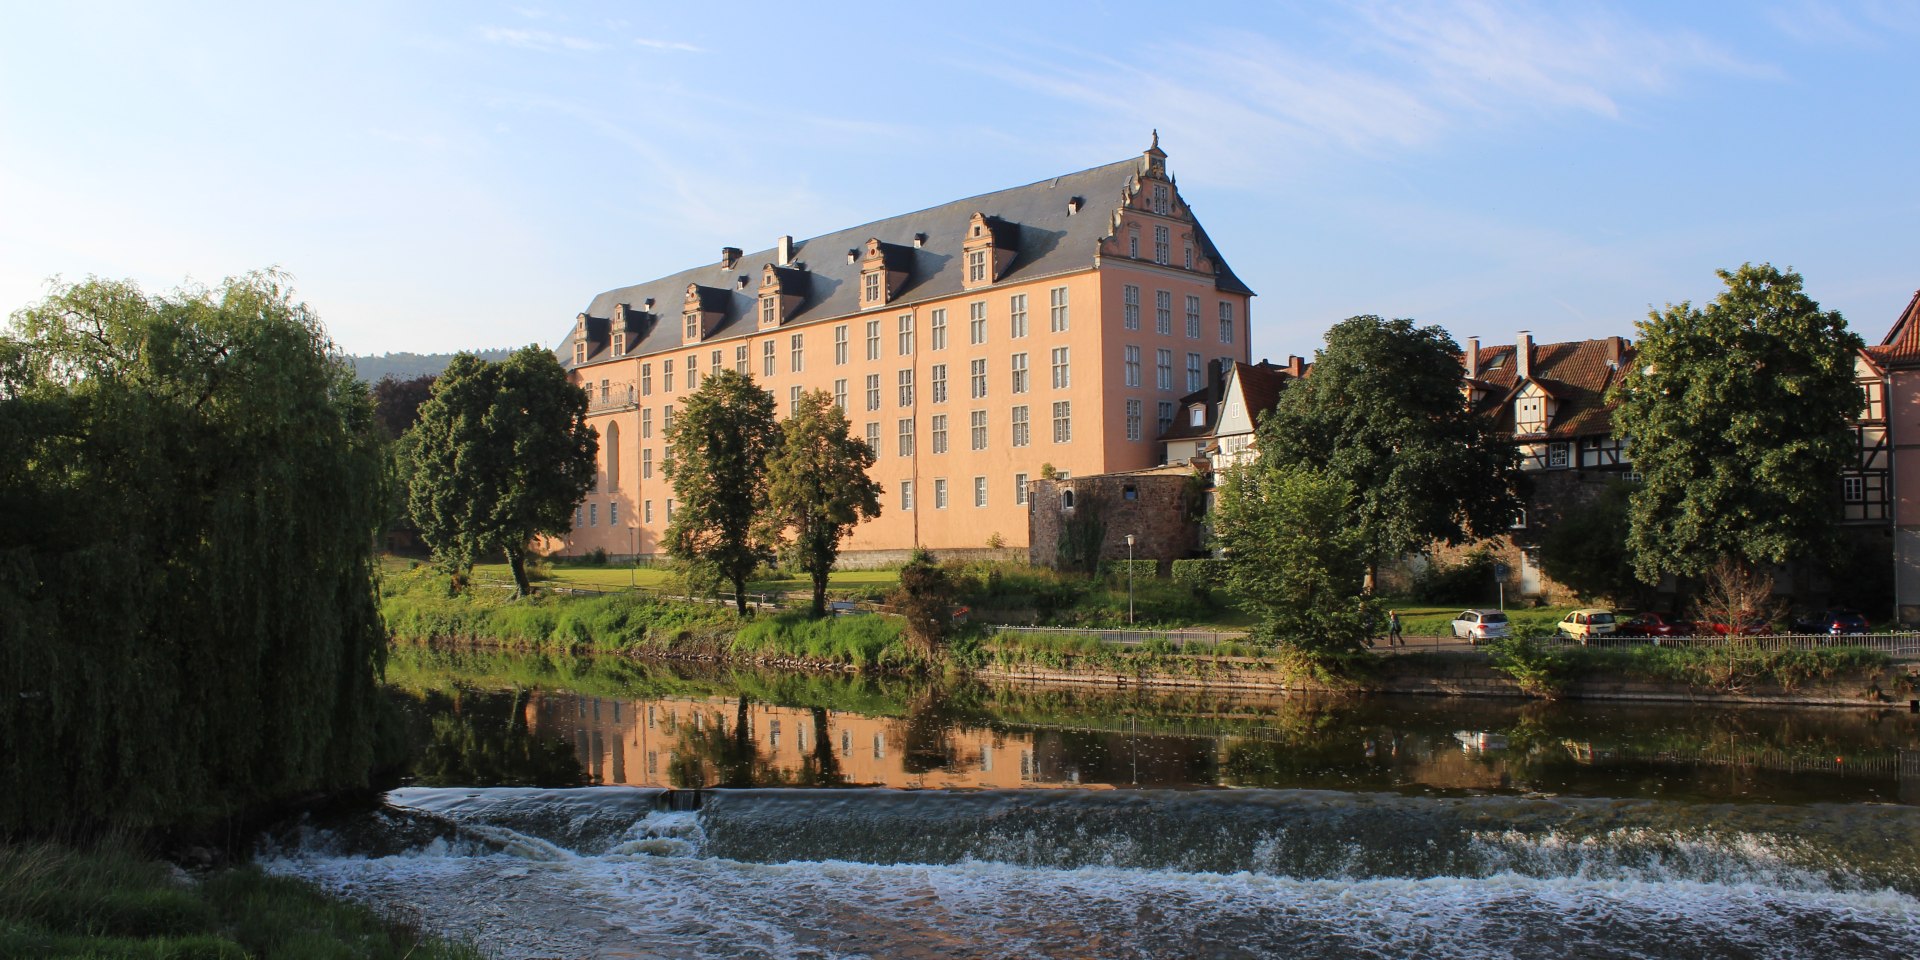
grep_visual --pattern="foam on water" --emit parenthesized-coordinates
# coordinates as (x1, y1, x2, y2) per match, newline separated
(259, 787, 1920, 959)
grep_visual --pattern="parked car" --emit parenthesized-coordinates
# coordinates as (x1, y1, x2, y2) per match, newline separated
(1556, 608, 1618, 644)
(1699, 613, 1771, 636)
(1450, 609, 1510, 644)
(1617, 612, 1692, 638)
(1789, 609, 1870, 636)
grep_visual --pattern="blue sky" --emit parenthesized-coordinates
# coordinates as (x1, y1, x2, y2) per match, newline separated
(2, 1, 1914, 359)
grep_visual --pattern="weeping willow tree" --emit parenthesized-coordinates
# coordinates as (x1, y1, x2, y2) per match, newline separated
(0, 272, 390, 834)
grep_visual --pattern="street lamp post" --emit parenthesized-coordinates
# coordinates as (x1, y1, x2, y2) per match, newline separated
(1125, 534, 1136, 626)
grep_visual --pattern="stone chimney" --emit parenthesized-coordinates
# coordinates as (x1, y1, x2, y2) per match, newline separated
(1516, 331, 1533, 381)
(1465, 337, 1480, 379)
(720, 247, 742, 269)
(1286, 355, 1306, 378)
(777, 235, 795, 266)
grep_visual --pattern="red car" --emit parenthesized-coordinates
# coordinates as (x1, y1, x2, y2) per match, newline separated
(1699, 614, 1771, 637)
(1618, 612, 1692, 637)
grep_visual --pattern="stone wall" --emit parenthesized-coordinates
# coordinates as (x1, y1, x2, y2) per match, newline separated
(1027, 473, 1201, 574)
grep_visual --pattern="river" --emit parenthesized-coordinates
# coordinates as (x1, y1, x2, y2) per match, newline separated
(260, 647, 1920, 958)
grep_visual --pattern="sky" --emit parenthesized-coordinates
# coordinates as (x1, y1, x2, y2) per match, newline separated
(2, 1, 1915, 360)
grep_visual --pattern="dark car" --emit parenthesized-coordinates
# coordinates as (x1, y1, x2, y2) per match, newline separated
(1618, 612, 1692, 638)
(1790, 609, 1870, 636)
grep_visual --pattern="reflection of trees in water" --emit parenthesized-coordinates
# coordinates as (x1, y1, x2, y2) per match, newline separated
(667, 696, 788, 788)
(901, 688, 955, 775)
(796, 707, 844, 787)
(404, 688, 587, 787)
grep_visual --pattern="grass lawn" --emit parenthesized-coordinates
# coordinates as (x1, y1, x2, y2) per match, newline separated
(1388, 602, 1579, 637)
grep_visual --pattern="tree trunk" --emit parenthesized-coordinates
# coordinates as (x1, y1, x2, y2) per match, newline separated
(733, 573, 749, 616)
(508, 547, 531, 598)
(812, 567, 828, 619)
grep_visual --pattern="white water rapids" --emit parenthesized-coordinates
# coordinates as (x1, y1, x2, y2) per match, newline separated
(260, 787, 1920, 959)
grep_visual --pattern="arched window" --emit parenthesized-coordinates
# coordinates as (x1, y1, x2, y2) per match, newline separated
(604, 422, 621, 492)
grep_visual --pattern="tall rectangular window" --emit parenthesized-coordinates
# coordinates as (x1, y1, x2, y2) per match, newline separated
(1051, 347, 1070, 389)
(663, 359, 674, 392)
(970, 358, 987, 399)
(864, 272, 880, 303)
(789, 385, 801, 416)
(931, 364, 948, 403)
(1155, 290, 1172, 335)
(970, 409, 988, 450)
(930, 309, 947, 350)
(835, 325, 849, 365)
(589, 503, 598, 526)
(1009, 294, 1028, 338)
(760, 297, 776, 327)
(1158, 401, 1174, 435)
(1186, 295, 1202, 339)
(1124, 345, 1141, 387)
(642, 407, 653, 439)
(711, 349, 722, 375)
(641, 363, 652, 395)
(642, 447, 653, 478)
(898, 369, 914, 407)
(1123, 284, 1140, 330)
(1052, 402, 1072, 443)
(1188, 353, 1203, 391)
(865, 421, 880, 455)
(1154, 225, 1170, 264)
(664, 404, 675, 432)
(736, 344, 749, 374)
(1049, 287, 1069, 332)
(1014, 473, 1029, 506)
(608, 501, 618, 526)
(934, 478, 949, 509)
(1011, 353, 1029, 394)
(866, 320, 881, 361)
(969, 302, 987, 345)
(1011, 405, 1030, 447)
(973, 476, 987, 508)
(833, 378, 848, 411)
(763, 340, 775, 377)
(1157, 349, 1173, 390)
(898, 314, 914, 355)
(967, 249, 987, 282)
(901, 480, 913, 511)
(931, 414, 948, 454)
(686, 353, 699, 390)
(1126, 399, 1142, 441)
(1219, 302, 1236, 344)
(790, 334, 804, 372)
(866, 374, 881, 411)
(898, 418, 915, 457)
(644, 500, 653, 524)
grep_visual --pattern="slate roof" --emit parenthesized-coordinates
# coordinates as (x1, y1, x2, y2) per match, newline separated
(1467, 337, 1634, 440)
(563, 155, 1254, 369)
(1868, 289, 1920, 367)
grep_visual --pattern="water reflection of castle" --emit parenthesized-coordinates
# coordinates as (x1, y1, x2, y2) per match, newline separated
(523, 692, 1218, 790)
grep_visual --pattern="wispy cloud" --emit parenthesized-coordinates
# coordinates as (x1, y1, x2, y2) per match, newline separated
(1765, 0, 1920, 46)
(478, 26, 603, 53)
(633, 36, 703, 53)
(976, 1, 1766, 184)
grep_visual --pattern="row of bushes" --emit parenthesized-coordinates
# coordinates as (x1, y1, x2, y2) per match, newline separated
(1486, 636, 1900, 696)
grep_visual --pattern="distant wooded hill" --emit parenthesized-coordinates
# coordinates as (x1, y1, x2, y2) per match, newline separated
(347, 349, 518, 383)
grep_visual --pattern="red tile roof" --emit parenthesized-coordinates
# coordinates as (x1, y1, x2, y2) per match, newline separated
(1868, 290, 1920, 368)
(1467, 336, 1633, 440)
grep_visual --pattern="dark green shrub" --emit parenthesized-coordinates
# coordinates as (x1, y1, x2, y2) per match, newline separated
(1413, 548, 1501, 604)
(1101, 559, 1158, 581)
(1171, 558, 1228, 591)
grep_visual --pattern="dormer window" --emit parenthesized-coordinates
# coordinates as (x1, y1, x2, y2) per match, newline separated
(863, 271, 881, 304)
(1152, 184, 1170, 214)
(574, 341, 586, 365)
(1189, 404, 1205, 427)
(684, 312, 700, 341)
(612, 331, 625, 357)
(760, 296, 776, 326)
(1516, 394, 1548, 434)
(967, 250, 987, 283)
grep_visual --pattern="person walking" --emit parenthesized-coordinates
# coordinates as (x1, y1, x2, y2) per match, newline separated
(1388, 609, 1403, 647)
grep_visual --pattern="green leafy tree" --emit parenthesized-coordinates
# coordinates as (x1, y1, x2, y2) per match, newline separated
(1535, 481, 1639, 604)
(1611, 264, 1863, 582)
(1211, 463, 1375, 655)
(766, 389, 882, 617)
(0, 272, 389, 832)
(664, 368, 780, 615)
(408, 346, 597, 596)
(1257, 315, 1521, 591)
(891, 549, 959, 657)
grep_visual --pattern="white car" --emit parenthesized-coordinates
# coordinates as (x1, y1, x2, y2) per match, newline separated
(1450, 609, 1510, 644)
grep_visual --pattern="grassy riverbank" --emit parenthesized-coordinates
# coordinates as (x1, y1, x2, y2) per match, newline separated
(0, 840, 478, 959)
